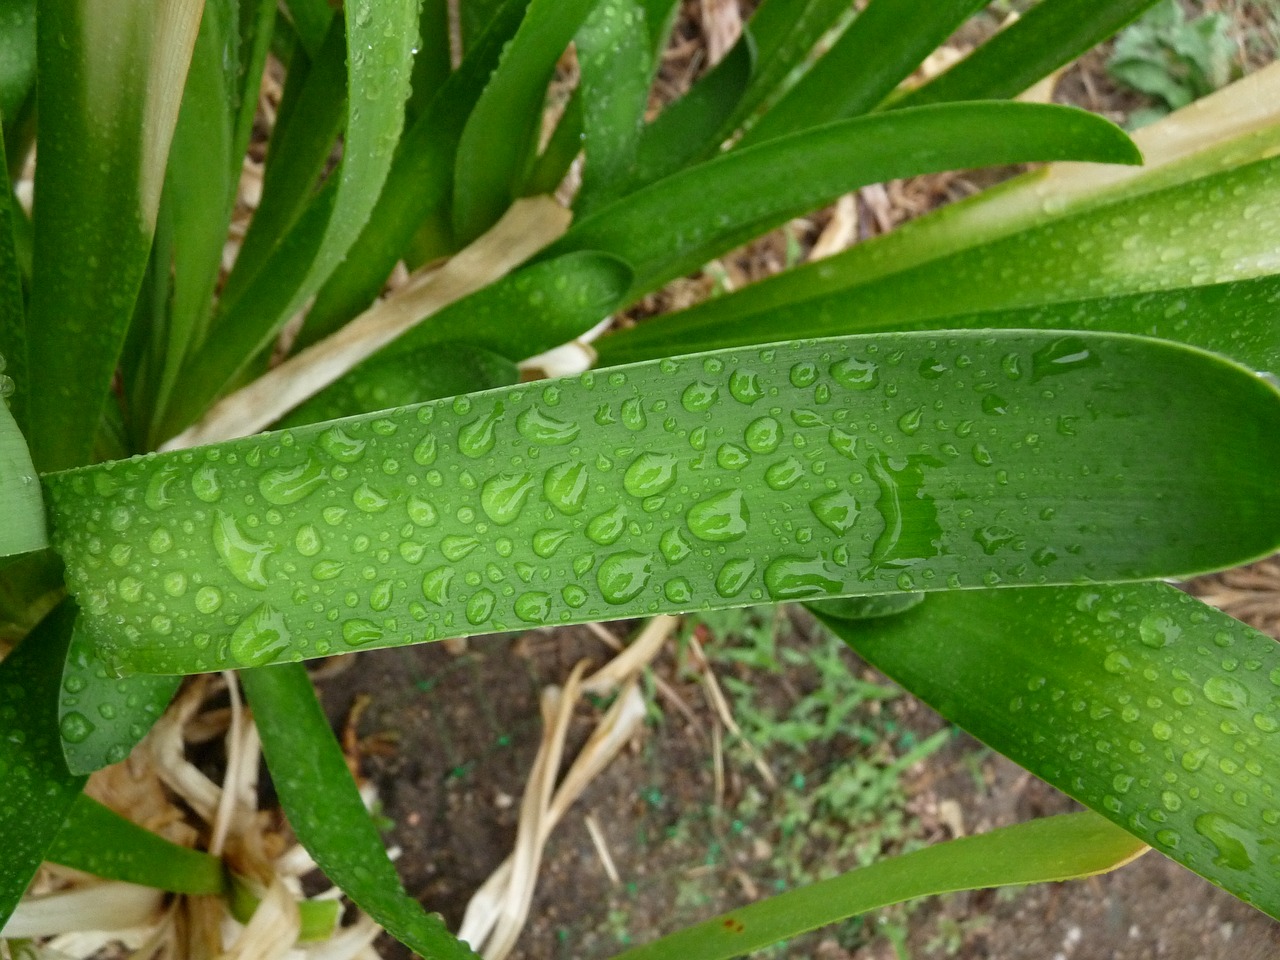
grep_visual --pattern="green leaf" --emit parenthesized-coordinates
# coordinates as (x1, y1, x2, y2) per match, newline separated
(44, 331, 1280, 675)
(0, 0, 36, 141)
(893, 0, 1163, 107)
(0, 548, 63, 644)
(228, 875, 342, 941)
(46, 794, 226, 894)
(547, 102, 1140, 302)
(295, 0, 531, 349)
(26, 0, 204, 471)
(405, 0, 451, 124)
(0, 601, 86, 928)
(161, 0, 419, 440)
(0, 119, 28, 429)
(574, 0, 654, 216)
(0, 394, 46, 559)
(281, 0, 334, 58)
(240, 663, 479, 959)
(737, 0, 987, 147)
(451, 0, 599, 243)
(611, 812, 1145, 960)
(598, 154, 1280, 367)
(279, 341, 520, 429)
(826, 582, 1280, 920)
(59, 620, 180, 774)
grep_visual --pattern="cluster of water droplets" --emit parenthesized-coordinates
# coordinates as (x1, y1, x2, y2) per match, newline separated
(49, 335, 1129, 674)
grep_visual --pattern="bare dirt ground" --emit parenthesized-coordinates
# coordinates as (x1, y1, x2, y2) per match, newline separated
(308, 3, 1280, 958)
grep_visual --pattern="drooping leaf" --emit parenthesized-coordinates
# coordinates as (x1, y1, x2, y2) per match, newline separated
(612, 812, 1146, 960)
(59, 620, 180, 774)
(26, 0, 204, 471)
(737, 0, 987, 147)
(451, 0, 599, 243)
(44, 331, 1280, 675)
(46, 794, 226, 894)
(545, 102, 1140, 302)
(893, 0, 1163, 107)
(825, 582, 1280, 920)
(240, 663, 479, 959)
(0, 601, 86, 927)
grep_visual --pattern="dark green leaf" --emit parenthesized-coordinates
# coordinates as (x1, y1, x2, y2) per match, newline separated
(827, 582, 1280, 920)
(738, 0, 986, 146)
(281, 0, 334, 58)
(0, 0, 36, 137)
(241, 663, 479, 959)
(44, 332, 1280, 674)
(894, 0, 1163, 107)
(0, 118, 26, 430)
(47, 794, 226, 894)
(547, 102, 1140, 302)
(405, 0, 451, 124)
(612, 812, 1145, 960)
(0, 601, 86, 927)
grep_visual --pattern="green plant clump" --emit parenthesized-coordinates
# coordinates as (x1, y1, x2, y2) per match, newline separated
(2, 0, 1280, 956)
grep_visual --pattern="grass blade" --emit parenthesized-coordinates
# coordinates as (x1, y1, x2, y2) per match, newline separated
(47, 794, 226, 894)
(893, 0, 1162, 106)
(26, 0, 204, 471)
(611, 812, 1145, 960)
(826, 582, 1280, 920)
(546, 102, 1139, 301)
(240, 663, 479, 959)
(43, 331, 1280, 675)
(0, 601, 86, 927)
(738, 0, 986, 147)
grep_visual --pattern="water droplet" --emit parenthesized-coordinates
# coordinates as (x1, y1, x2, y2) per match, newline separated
(973, 525, 1016, 555)
(789, 362, 817, 387)
(562, 584, 587, 608)
(144, 464, 181, 510)
(149, 528, 174, 554)
(294, 524, 322, 557)
(343, 619, 384, 646)
(1151, 720, 1173, 741)
(621, 397, 647, 430)
(918, 358, 946, 379)
(407, 496, 438, 527)
(370, 580, 394, 611)
(192, 464, 223, 503)
(597, 552, 653, 604)
(213, 512, 276, 589)
(1031, 337, 1100, 382)
(729, 369, 763, 404)
(60, 711, 95, 744)
(686, 489, 749, 542)
(864, 454, 941, 573)
(533, 528, 571, 558)
(809, 490, 859, 535)
(480, 472, 535, 525)
(623, 453, 678, 498)
(515, 592, 552, 623)
(587, 505, 628, 546)
(413, 434, 438, 466)
(466, 589, 496, 625)
(458, 402, 504, 457)
(312, 560, 345, 581)
(544, 461, 589, 515)
(971, 444, 993, 466)
(259, 456, 327, 505)
(1203, 675, 1249, 710)
(830, 357, 879, 391)
(441, 536, 480, 562)
(715, 558, 756, 598)
(1103, 651, 1132, 674)
(744, 417, 781, 454)
(353, 482, 390, 513)
(765, 457, 804, 490)
(230, 603, 292, 665)
(681, 381, 719, 412)
(716, 443, 751, 471)
(422, 566, 454, 605)
(1139, 613, 1181, 648)
(764, 555, 843, 599)
(319, 426, 367, 463)
(1193, 813, 1256, 870)
(162, 571, 187, 597)
(195, 585, 224, 614)
(518, 406, 580, 445)
(1155, 829, 1181, 849)
(660, 527, 692, 563)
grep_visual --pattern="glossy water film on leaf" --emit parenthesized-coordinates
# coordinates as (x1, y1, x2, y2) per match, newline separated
(42, 331, 1280, 675)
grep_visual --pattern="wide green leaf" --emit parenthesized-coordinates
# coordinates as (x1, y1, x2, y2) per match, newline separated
(46, 794, 226, 895)
(162, 0, 419, 440)
(825, 582, 1280, 920)
(26, 0, 203, 471)
(0, 601, 86, 927)
(893, 0, 1162, 107)
(240, 663, 479, 959)
(737, 0, 986, 147)
(0, 395, 46, 560)
(546, 102, 1139, 301)
(611, 812, 1145, 960)
(43, 331, 1280, 675)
